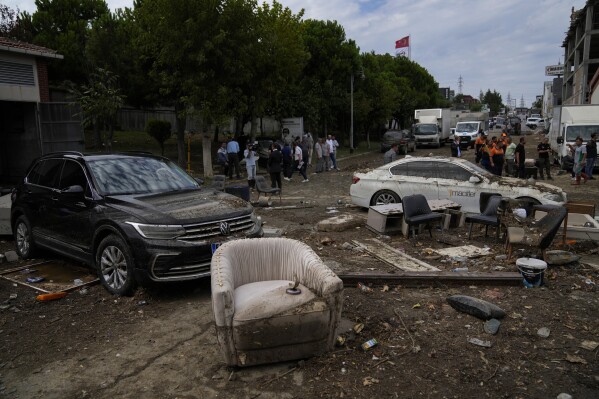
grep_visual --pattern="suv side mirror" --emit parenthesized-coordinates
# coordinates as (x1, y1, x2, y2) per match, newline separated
(62, 185, 84, 194)
(557, 137, 563, 144)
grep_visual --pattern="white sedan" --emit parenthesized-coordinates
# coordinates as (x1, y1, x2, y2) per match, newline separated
(350, 156, 566, 213)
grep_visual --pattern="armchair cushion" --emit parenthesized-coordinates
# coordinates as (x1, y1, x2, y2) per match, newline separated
(233, 280, 329, 350)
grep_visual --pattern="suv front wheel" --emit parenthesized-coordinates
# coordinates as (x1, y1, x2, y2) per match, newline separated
(96, 234, 136, 296)
(14, 215, 36, 259)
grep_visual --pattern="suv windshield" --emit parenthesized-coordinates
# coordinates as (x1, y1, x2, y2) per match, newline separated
(414, 124, 437, 135)
(87, 157, 199, 195)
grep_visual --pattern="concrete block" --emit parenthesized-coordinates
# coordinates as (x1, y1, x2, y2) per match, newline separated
(316, 214, 363, 232)
(4, 250, 18, 262)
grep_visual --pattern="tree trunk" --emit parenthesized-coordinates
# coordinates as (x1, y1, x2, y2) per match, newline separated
(93, 122, 101, 149)
(213, 125, 220, 143)
(105, 123, 114, 152)
(202, 131, 213, 178)
(175, 102, 187, 167)
(250, 111, 257, 143)
(366, 130, 370, 149)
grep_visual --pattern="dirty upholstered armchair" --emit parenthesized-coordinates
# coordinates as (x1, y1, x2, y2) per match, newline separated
(211, 238, 344, 367)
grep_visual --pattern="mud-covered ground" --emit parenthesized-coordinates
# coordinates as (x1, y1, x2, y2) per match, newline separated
(1, 128, 598, 399)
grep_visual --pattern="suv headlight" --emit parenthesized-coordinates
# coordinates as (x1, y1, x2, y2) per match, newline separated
(126, 222, 186, 240)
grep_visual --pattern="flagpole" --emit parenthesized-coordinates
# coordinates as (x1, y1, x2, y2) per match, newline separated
(409, 34, 411, 60)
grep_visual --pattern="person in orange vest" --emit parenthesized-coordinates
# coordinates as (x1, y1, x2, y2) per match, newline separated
(490, 140, 505, 176)
(480, 139, 494, 172)
(474, 133, 486, 164)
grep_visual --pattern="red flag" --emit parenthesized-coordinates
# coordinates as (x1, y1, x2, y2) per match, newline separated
(395, 36, 410, 49)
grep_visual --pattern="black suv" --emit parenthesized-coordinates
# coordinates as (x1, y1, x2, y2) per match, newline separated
(11, 152, 263, 295)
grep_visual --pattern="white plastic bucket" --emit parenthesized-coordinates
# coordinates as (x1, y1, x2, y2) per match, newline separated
(516, 257, 547, 287)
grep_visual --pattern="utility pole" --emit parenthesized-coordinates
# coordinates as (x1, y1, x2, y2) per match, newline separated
(458, 75, 463, 94)
(350, 72, 354, 153)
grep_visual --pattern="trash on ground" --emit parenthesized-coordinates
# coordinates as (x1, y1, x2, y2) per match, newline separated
(0, 261, 99, 293)
(353, 323, 365, 334)
(363, 376, 379, 386)
(565, 354, 587, 364)
(36, 292, 67, 301)
(483, 319, 501, 335)
(26, 276, 45, 283)
(544, 250, 581, 265)
(361, 338, 378, 351)
(446, 295, 506, 320)
(537, 327, 550, 338)
(579, 340, 599, 351)
(4, 250, 18, 263)
(357, 282, 372, 293)
(467, 338, 492, 348)
(434, 245, 492, 258)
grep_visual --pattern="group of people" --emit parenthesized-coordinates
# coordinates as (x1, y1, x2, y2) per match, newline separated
(216, 132, 340, 193)
(472, 133, 528, 178)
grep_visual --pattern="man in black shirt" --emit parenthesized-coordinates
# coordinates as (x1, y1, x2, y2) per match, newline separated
(515, 137, 526, 178)
(585, 132, 597, 180)
(536, 137, 552, 180)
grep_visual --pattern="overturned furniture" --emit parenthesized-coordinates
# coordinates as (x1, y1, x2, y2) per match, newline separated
(255, 175, 282, 203)
(506, 205, 568, 260)
(211, 238, 344, 367)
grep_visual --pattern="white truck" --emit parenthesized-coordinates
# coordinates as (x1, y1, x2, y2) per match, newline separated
(280, 117, 304, 144)
(413, 108, 451, 148)
(548, 105, 599, 170)
(454, 111, 489, 149)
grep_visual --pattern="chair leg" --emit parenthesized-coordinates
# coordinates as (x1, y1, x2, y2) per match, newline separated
(468, 223, 473, 240)
(495, 225, 500, 239)
(484, 225, 489, 237)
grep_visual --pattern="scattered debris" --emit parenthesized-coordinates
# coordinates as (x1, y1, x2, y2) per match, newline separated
(353, 323, 364, 334)
(352, 239, 440, 272)
(362, 376, 379, 386)
(4, 251, 18, 263)
(262, 228, 283, 237)
(336, 336, 346, 346)
(446, 295, 506, 320)
(483, 319, 501, 335)
(341, 242, 354, 250)
(468, 338, 492, 348)
(556, 394, 573, 399)
(494, 255, 507, 261)
(320, 237, 334, 246)
(357, 282, 372, 293)
(579, 340, 599, 351)
(545, 250, 581, 265)
(434, 245, 492, 258)
(537, 327, 550, 338)
(36, 292, 67, 301)
(361, 339, 378, 351)
(565, 354, 587, 364)
(26, 277, 45, 283)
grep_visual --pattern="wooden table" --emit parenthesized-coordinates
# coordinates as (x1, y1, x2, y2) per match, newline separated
(367, 199, 462, 235)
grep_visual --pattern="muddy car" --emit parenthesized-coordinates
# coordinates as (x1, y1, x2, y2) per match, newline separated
(10, 152, 263, 295)
(380, 130, 416, 155)
(350, 156, 567, 212)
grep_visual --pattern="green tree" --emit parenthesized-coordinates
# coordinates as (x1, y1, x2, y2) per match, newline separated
(146, 120, 172, 155)
(0, 4, 19, 37)
(532, 97, 543, 111)
(69, 68, 125, 150)
(21, 0, 110, 84)
(482, 89, 504, 115)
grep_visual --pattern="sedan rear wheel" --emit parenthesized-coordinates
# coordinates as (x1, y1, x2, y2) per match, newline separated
(370, 190, 401, 206)
(96, 234, 136, 296)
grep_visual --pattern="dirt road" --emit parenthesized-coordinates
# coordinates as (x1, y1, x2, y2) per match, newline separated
(1, 130, 598, 398)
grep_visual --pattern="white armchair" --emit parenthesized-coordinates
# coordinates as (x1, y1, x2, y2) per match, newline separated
(211, 238, 344, 367)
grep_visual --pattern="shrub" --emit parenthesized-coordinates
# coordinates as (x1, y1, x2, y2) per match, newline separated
(146, 120, 172, 155)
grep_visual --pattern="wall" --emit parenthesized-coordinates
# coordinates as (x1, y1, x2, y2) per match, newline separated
(0, 52, 40, 103)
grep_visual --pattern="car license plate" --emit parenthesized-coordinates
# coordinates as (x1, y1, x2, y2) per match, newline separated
(211, 243, 221, 254)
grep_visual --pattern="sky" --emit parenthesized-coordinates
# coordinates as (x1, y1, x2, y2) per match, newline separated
(6, 0, 588, 107)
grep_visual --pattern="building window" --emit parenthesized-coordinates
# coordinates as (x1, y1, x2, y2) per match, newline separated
(0, 60, 35, 86)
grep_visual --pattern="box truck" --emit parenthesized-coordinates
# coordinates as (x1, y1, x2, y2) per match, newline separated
(548, 105, 599, 170)
(413, 108, 451, 148)
(454, 111, 489, 149)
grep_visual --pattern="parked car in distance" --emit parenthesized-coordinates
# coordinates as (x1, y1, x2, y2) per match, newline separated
(11, 152, 263, 295)
(526, 117, 543, 129)
(350, 156, 566, 212)
(380, 129, 416, 155)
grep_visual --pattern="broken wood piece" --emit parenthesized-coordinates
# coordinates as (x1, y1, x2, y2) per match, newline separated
(434, 245, 492, 258)
(338, 271, 523, 287)
(352, 239, 440, 272)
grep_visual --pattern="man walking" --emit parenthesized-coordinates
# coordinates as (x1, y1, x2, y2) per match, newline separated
(305, 132, 314, 166)
(585, 132, 597, 180)
(323, 138, 331, 171)
(327, 135, 339, 171)
(536, 136, 552, 180)
(450, 136, 461, 157)
(568, 136, 588, 185)
(515, 137, 526, 179)
(315, 138, 324, 173)
(226, 137, 241, 179)
(217, 142, 229, 176)
(282, 142, 292, 180)
(244, 143, 257, 188)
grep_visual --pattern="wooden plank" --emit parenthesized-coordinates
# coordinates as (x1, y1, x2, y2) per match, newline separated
(352, 239, 440, 272)
(338, 271, 523, 287)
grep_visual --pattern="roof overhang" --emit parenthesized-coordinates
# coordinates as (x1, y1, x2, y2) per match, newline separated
(0, 44, 64, 60)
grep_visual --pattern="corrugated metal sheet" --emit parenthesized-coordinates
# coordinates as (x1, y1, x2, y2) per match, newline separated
(0, 60, 35, 85)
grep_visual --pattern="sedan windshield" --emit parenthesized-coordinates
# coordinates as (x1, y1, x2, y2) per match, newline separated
(87, 157, 199, 195)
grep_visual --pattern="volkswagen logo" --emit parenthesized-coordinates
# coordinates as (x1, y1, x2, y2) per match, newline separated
(219, 221, 231, 236)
